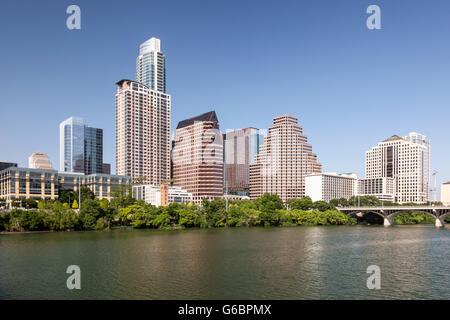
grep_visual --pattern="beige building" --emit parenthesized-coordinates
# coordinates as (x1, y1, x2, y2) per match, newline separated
(442, 182, 450, 206)
(115, 79, 171, 185)
(365, 132, 430, 203)
(132, 183, 193, 207)
(172, 111, 224, 203)
(28, 153, 53, 170)
(249, 115, 322, 203)
(0, 167, 130, 208)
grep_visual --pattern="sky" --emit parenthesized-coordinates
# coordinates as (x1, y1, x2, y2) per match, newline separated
(1, 0, 449, 198)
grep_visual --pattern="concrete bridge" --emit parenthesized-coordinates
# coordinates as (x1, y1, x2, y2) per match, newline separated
(337, 206, 450, 227)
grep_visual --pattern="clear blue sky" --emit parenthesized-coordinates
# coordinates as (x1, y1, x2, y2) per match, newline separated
(1, 0, 449, 197)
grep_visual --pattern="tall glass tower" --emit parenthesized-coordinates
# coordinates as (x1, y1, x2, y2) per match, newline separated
(59, 117, 103, 174)
(136, 37, 166, 92)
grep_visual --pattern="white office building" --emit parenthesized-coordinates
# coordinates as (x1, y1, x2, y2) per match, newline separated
(305, 173, 395, 203)
(365, 132, 430, 203)
(305, 173, 358, 202)
(133, 185, 192, 207)
(136, 37, 166, 93)
(358, 177, 395, 202)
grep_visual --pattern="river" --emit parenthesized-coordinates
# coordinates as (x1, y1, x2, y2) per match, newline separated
(1, 225, 449, 299)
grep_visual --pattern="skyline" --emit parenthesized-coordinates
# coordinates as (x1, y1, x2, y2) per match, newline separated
(1, 0, 450, 196)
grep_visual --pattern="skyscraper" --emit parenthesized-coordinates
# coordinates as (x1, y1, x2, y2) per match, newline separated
(224, 127, 264, 194)
(136, 37, 166, 93)
(365, 132, 430, 203)
(249, 115, 322, 202)
(59, 117, 103, 175)
(115, 79, 171, 184)
(172, 111, 224, 203)
(29, 153, 53, 170)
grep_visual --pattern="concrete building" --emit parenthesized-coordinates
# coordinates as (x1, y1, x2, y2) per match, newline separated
(115, 79, 171, 185)
(0, 166, 130, 208)
(365, 132, 430, 203)
(358, 177, 395, 202)
(249, 115, 322, 203)
(136, 37, 165, 93)
(224, 128, 264, 195)
(442, 182, 450, 206)
(172, 111, 224, 203)
(305, 173, 358, 202)
(0, 161, 17, 172)
(132, 184, 193, 207)
(305, 173, 395, 203)
(28, 153, 53, 170)
(59, 117, 103, 175)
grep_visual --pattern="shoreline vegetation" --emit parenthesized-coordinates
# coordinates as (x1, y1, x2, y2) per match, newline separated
(0, 187, 446, 234)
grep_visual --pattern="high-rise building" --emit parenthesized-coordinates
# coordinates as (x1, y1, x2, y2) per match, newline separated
(172, 111, 224, 203)
(28, 153, 53, 170)
(224, 128, 264, 194)
(249, 115, 322, 202)
(59, 117, 103, 175)
(136, 37, 166, 93)
(365, 132, 430, 203)
(115, 79, 171, 185)
(102, 163, 111, 175)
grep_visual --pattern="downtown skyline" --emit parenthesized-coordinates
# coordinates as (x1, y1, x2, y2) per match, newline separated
(1, 0, 450, 197)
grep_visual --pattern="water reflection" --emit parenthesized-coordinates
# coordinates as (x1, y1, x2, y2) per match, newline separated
(0, 226, 449, 299)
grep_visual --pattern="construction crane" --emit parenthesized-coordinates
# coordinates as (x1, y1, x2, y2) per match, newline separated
(431, 170, 439, 202)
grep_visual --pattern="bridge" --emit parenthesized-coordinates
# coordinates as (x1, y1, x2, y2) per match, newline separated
(337, 206, 450, 227)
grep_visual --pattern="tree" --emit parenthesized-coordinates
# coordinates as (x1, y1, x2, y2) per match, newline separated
(73, 187, 95, 204)
(254, 193, 284, 213)
(72, 199, 79, 209)
(110, 186, 135, 209)
(312, 201, 334, 212)
(288, 196, 313, 210)
(58, 188, 74, 204)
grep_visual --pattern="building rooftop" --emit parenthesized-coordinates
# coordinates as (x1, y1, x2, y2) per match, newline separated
(383, 135, 404, 142)
(443, 181, 450, 185)
(176, 111, 218, 129)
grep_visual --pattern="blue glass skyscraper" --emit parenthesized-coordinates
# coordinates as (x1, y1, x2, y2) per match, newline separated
(59, 117, 103, 174)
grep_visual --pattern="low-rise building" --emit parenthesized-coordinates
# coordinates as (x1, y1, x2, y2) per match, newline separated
(305, 173, 358, 202)
(305, 173, 395, 203)
(132, 184, 193, 207)
(442, 182, 450, 206)
(0, 166, 131, 208)
(357, 177, 395, 202)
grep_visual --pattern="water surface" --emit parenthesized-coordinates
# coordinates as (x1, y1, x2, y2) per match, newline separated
(1, 225, 449, 299)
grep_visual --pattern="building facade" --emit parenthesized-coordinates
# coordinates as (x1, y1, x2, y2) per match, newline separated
(59, 117, 103, 175)
(0, 166, 130, 208)
(249, 115, 322, 203)
(28, 152, 53, 170)
(358, 177, 395, 202)
(305, 173, 357, 202)
(305, 173, 395, 203)
(442, 182, 450, 206)
(115, 79, 171, 185)
(136, 37, 166, 93)
(365, 132, 430, 203)
(224, 128, 264, 195)
(0, 161, 17, 172)
(172, 111, 224, 203)
(132, 184, 193, 207)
